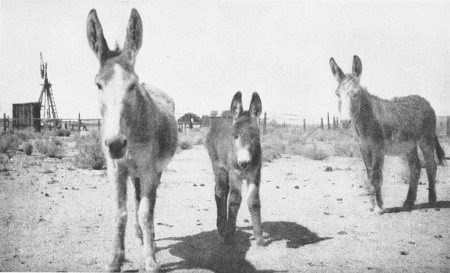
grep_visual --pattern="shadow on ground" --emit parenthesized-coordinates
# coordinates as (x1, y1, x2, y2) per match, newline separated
(383, 201, 450, 214)
(158, 221, 331, 273)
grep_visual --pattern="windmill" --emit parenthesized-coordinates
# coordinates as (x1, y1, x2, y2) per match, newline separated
(38, 52, 59, 125)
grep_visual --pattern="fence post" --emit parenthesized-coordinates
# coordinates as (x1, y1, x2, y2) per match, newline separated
(303, 118, 306, 131)
(3, 113, 6, 131)
(78, 113, 81, 132)
(327, 112, 330, 130)
(336, 117, 339, 129)
(447, 116, 450, 137)
(263, 112, 267, 134)
(98, 119, 101, 131)
(320, 118, 323, 130)
(333, 116, 336, 131)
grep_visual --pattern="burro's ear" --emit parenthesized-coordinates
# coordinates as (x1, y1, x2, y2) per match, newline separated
(87, 9, 109, 62)
(329, 57, 344, 82)
(230, 91, 243, 120)
(249, 92, 262, 118)
(123, 8, 143, 65)
(352, 55, 362, 79)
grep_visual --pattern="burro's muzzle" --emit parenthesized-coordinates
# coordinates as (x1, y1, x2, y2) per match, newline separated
(105, 134, 127, 159)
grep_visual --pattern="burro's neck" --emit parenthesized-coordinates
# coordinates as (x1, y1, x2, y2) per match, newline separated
(125, 86, 159, 143)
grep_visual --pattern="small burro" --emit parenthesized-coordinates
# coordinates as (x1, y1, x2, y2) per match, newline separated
(206, 91, 265, 246)
(329, 55, 446, 214)
(86, 9, 177, 272)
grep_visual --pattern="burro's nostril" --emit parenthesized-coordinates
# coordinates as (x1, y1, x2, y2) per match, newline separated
(239, 161, 250, 169)
(105, 135, 127, 159)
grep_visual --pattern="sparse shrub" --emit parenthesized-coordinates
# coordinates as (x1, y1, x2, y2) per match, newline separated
(74, 131, 105, 170)
(333, 141, 361, 158)
(301, 143, 330, 161)
(55, 129, 71, 137)
(179, 140, 193, 150)
(35, 138, 65, 158)
(24, 142, 33, 155)
(14, 127, 36, 141)
(0, 133, 20, 153)
(262, 142, 283, 162)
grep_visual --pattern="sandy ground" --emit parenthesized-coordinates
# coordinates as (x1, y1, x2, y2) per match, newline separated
(1, 139, 450, 272)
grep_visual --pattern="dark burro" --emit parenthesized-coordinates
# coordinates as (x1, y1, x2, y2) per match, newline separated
(87, 9, 177, 272)
(329, 55, 446, 214)
(206, 91, 265, 246)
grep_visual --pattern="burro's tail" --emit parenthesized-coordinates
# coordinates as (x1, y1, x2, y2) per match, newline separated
(435, 136, 446, 165)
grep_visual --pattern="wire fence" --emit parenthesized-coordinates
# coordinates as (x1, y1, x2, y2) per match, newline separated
(1, 112, 450, 137)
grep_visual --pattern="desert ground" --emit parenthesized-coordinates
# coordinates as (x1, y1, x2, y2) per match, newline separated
(1, 135, 449, 272)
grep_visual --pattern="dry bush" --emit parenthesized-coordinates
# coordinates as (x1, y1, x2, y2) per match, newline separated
(333, 141, 361, 158)
(179, 140, 193, 150)
(35, 138, 65, 158)
(301, 143, 331, 161)
(24, 142, 33, 155)
(178, 128, 207, 150)
(54, 129, 71, 137)
(74, 131, 105, 170)
(261, 124, 360, 161)
(13, 127, 37, 141)
(179, 128, 206, 145)
(0, 133, 20, 153)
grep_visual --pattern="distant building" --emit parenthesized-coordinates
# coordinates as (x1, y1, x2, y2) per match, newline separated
(12, 102, 41, 131)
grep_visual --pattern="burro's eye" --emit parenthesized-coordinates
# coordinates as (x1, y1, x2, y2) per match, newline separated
(128, 83, 136, 92)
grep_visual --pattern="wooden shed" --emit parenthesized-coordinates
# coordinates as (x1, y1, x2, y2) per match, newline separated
(12, 102, 41, 131)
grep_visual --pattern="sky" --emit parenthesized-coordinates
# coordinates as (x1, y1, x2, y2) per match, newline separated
(1, 0, 450, 123)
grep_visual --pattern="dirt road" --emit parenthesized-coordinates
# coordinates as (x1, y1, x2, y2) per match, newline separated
(1, 143, 449, 272)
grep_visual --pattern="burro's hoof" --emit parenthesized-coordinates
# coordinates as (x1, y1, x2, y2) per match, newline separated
(255, 237, 266, 246)
(372, 205, 384, 215)
(249, 235, 266, 246)
(105, 263, 121, 272)
(145, 258, 161, 273)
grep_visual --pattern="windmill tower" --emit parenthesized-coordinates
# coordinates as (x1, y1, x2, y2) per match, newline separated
(38, 52, 59, 124)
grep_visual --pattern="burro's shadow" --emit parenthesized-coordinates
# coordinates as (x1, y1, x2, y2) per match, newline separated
(159, 221, 331, 273)
(383, 201, 450, 214)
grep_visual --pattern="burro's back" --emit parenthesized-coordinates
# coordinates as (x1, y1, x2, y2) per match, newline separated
(206, 91, 265, 246)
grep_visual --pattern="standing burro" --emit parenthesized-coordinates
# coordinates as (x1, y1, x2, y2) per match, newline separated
(86, 8, 177, 272)
(206, 91, 265, 246)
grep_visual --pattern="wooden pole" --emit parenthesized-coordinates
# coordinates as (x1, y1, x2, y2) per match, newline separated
(447, 116, 450, 137)
(3, 113, 6, 131)
(321, 118, 323, 130)
(303, 118, 306, 131)
(327, 112, 330, 130)
(263, 112, 267, 134)
(333, 116, 336, 131)
(98, 119, 101, 131)
(78, 113, 81, 132)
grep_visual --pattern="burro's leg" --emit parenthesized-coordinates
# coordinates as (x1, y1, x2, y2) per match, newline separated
(246, 168, 264, 246)
(132, 177, 143, 244)
(138, 169, 161, 273)
(371, 149, 385, 214)
(403, 146, 421, 209)
(105, 161, 129, 272)
(213, 164, 229, 237)
(419, 136, 437, 204)
(225, 170, 242, 244)
(360, 143, 373, 183)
